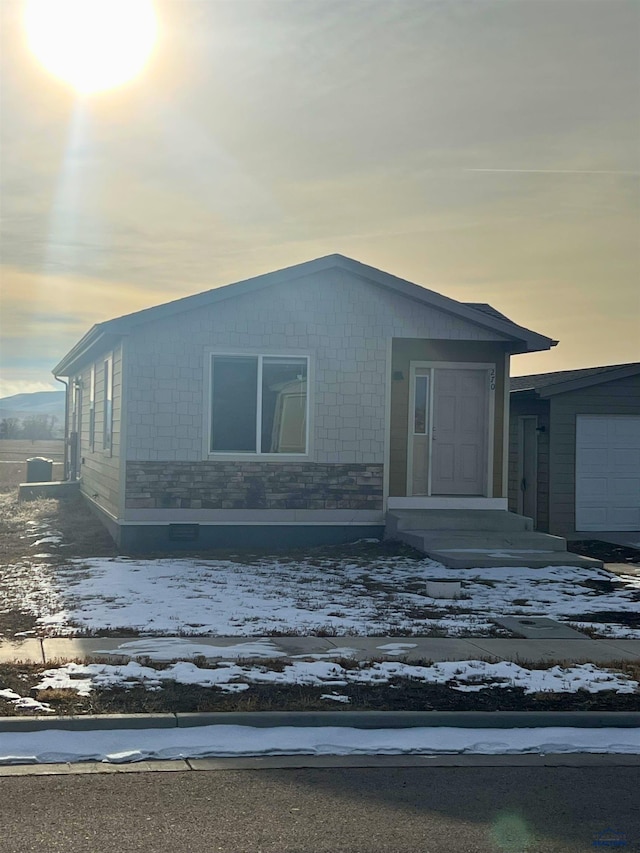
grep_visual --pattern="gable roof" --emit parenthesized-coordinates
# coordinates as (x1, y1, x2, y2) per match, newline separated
(463, 303, 513, 322)
(511, 362, 640, 397)
(53, 254, 556, 375)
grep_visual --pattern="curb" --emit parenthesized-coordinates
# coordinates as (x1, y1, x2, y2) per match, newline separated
(2, 754, 640, 777)
(1, 710, 639, 733)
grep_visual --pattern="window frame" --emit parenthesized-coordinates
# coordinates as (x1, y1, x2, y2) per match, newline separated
(89, 364, 96, 452)
(206, 352, 311, 459)
(103, 355, 113, 455)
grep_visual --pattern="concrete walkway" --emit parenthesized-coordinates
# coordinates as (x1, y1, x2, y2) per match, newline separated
(2, 634, 639, 666)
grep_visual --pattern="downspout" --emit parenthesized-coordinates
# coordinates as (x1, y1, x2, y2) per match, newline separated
(54, 375, 69, 481)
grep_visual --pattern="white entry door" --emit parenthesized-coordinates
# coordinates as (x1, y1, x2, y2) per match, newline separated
(409, 364, 491, 496)
(575, 415, 640, 531)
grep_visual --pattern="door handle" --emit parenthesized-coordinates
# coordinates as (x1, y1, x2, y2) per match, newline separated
(521, 478, 526, 491)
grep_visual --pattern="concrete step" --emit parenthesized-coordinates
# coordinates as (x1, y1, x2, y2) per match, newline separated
(492, 617, 589, 639)
(386, 509, 533, 537)
(423, 548, 603, 569)
(401, 530, 568, 552)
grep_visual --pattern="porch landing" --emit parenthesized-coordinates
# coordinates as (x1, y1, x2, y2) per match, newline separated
(386, 509, 603, 569)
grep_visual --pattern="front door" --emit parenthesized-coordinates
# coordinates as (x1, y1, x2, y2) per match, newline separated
(409, 365, 491, 496)
(517, 415, 538, 525)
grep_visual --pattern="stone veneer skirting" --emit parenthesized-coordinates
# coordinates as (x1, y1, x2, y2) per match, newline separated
(125, 461, 384, 510)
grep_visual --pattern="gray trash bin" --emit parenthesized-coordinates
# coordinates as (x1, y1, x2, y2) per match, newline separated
(26, 457, 53, 483)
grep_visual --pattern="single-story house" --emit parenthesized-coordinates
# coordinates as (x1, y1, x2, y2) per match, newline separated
(53, 254, 556, 550)
(509, 363, 640, 538)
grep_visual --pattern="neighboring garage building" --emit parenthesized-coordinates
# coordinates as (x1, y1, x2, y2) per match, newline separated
(509, 363, 640, 538)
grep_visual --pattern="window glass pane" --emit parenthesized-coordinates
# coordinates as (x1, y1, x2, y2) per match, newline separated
(414, 375, 428, 434)
(89, 366, 95, 451)
(103, 358, 113, 451)
(211, 356, 258, 452)
(261, 358, 307, 453)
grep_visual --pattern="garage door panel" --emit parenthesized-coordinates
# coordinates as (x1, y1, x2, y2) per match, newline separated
(579, 419, 608, 443)
(614, 420, 640, 440)
(578, 508, 608, 528)
(612, 477, 640, 498)
(576, 477, 607, 500)
(579, 451, 609, 474)
(615, 449, 640, 467)
(576, 415, 640, 531)
(613, 507, 640, 528)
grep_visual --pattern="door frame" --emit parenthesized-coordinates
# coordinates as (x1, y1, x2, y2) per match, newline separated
(516, 415, 538, 525)
(406, 361, 495, 497)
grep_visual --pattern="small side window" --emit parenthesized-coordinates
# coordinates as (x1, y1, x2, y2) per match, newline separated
(89, 365, 95, 451)
(103, 356, 113, 454)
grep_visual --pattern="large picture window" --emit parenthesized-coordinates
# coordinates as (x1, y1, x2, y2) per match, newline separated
(210, 355, 308, 454)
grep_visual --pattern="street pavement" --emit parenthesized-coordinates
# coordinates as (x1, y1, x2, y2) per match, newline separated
(0, 763, 638, 852)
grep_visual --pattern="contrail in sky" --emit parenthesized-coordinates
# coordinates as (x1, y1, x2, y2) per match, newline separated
(465, 168, 639, 175)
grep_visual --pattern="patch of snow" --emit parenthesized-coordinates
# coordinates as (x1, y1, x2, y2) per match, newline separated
(33, 659, 639, 696)
(569, 622, 640, 640)
(91, 638, 288, 661)
(0, 725, 638, 765)
(291, 648, 359, 660)
(321, 693, 351, 703)
(0, 687, 53, 714)
(31, 536, 62, 547)
(376, 643, 419, 654)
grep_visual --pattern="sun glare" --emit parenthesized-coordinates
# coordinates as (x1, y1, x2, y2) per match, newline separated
(24, 0, 157, 93)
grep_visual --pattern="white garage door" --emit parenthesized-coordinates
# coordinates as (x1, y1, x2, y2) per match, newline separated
(575, 415, 640, 531)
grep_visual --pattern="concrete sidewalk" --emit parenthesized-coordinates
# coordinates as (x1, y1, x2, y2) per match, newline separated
(2, 634, 639, 666)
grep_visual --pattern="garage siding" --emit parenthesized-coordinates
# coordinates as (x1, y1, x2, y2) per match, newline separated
(548, 374, 640, 537)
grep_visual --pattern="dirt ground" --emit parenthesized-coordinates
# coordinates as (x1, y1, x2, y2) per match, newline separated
(569, 539, 640, 566)
(0, 489, 117, 639)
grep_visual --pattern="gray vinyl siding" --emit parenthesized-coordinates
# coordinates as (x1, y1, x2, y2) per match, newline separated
(508, 395, 550, 531)
(548, 373, 640, 537)
(75, 342, 123, 518)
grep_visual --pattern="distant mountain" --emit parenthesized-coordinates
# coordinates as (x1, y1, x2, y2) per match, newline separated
(0, 390, 65, 422)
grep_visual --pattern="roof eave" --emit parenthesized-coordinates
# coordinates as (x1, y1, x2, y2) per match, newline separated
(538, 363, 640, 397)
(52, 325, 121, 376)
(341, 260, 556, 351)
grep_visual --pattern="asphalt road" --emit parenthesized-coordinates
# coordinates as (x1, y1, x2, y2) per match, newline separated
(0, 764, 638, 853)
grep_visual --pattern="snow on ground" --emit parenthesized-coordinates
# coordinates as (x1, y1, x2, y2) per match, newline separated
(33, 659, 639, 697)
(1, 725, 638, 765)
(0, 688, 53, 714)
(2, 518, 638, 638)
(5, 552, 635, 638)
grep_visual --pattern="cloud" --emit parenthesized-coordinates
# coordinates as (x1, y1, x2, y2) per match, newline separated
(0, 0, 638, 394)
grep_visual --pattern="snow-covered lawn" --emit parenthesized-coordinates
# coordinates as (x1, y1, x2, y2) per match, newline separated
(3, 550, 638, 638)
(1, 724, 638, 765)
(2, 519, 638, 639)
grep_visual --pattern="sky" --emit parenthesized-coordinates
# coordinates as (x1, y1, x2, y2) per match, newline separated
(0, 0, 638, 397)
